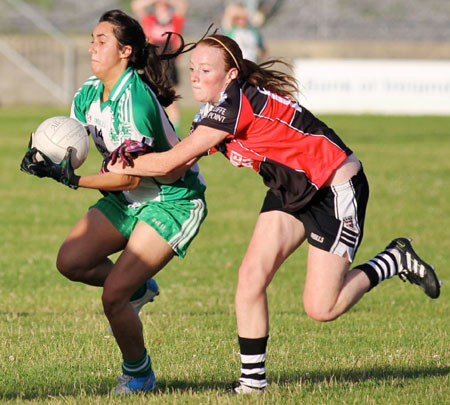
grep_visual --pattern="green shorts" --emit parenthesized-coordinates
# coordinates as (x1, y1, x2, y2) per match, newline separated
(91, 192, 207, 258)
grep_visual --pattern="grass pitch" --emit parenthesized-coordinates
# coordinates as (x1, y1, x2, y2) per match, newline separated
(0, 106, 449, 404)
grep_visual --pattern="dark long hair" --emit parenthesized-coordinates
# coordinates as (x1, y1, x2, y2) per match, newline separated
(198, 34, 299, 99)
(99, 9, 180, 107)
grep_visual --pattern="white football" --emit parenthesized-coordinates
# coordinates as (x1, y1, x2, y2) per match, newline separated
(32, 116, 90, 169)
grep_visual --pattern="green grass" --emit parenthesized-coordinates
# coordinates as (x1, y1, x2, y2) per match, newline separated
(0, 106, 449, 404)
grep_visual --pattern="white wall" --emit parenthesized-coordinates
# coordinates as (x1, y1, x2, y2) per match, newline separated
(294, 59, 450, 115)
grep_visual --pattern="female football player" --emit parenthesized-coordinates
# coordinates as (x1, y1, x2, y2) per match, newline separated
(107, 34, 441, 394)
(21, 9, 207, 394)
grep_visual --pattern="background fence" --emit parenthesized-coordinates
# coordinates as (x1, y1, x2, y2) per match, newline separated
(2, 0, 450, 40)
(0, 0, 449, 107)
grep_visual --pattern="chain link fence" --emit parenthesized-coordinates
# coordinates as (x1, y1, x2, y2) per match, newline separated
(1, 0, 449, 41)
(0, 0, 449, 105)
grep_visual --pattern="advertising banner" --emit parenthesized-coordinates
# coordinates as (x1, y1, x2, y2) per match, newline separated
(294, 59, 450, 115)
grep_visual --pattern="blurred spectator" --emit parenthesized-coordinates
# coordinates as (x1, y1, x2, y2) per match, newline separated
(131, 0, 188, 133)
(222, 3, 266, 63)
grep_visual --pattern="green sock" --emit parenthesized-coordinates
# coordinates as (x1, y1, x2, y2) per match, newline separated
(122, 349, 152, 377)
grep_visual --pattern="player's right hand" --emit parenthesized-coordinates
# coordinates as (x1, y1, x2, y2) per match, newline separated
(33, 147, 80, 189)
(21, 145, 80, 190)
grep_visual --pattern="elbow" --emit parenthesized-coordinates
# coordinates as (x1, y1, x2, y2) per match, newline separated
(155, 171, 181, 185)
(158, 164, 191, 184)
(124, 176, 141, 190)
(158, 162, 178, 177)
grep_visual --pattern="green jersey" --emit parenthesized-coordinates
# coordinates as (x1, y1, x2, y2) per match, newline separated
(71, 67, 206, 203)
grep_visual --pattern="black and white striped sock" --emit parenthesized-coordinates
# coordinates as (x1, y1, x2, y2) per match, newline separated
(238, 336, 268, 389)
(357, 247, 401, 289)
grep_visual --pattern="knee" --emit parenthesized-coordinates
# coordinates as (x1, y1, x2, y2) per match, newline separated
(56, 245, 85, 282)
(102, 286, 128, 318)
(303, 301, 337, 323)
(56, 248, 77, 281)
(236, 264, 271, 299)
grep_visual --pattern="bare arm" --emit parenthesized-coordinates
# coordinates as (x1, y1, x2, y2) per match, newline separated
(170, 0, 188, 17)
(78, 172, 141, 191)
(154, 156, 201, 184)
(131, 0, 187, 18)
(130, 0, 157, 19)
(108, 126, 229, 177)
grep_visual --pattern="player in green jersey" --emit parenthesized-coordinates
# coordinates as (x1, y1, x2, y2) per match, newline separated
(21, 9, 206, 394)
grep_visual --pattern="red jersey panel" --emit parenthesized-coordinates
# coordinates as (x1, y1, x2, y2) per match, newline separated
(191, 78, 352, 210)
(141, 15, 184, 49)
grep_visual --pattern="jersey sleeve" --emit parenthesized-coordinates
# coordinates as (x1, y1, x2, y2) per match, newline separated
(132, 99, 156, 139)
(70, 87, 88, 124)
(128, 83, 162, 149)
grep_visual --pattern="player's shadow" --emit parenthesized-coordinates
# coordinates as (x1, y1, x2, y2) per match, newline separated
(272, 365, 450, 387)
(1, 366, 448, 400)
(131, 365, 450, 394)
(0, 379, 229, 400)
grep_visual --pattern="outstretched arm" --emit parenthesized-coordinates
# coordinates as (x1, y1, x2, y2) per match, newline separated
(108, 125, 229, 177)
(153, 156, 201, 184)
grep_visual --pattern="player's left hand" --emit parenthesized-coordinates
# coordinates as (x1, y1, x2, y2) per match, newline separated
(24, 147, 80, 189)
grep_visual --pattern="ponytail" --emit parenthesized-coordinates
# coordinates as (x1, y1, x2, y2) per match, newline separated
(138, 42, 178, 107)
(241, 58, 299, 99)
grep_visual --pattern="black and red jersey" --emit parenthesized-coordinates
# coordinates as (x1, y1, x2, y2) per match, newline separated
(190, 78, 353, 210)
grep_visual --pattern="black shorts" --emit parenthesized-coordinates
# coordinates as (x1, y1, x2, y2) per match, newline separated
(261, 168, 369, 261)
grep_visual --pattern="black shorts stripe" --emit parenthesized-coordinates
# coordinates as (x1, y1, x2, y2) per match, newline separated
(340, 236, 357, 248)
(342, 227, 358, 237)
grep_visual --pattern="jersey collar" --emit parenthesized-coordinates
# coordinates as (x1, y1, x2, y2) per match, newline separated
(108, 67, 134, 102)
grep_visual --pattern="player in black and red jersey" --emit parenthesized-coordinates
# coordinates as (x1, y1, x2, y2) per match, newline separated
(109, 34, 441, 394)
